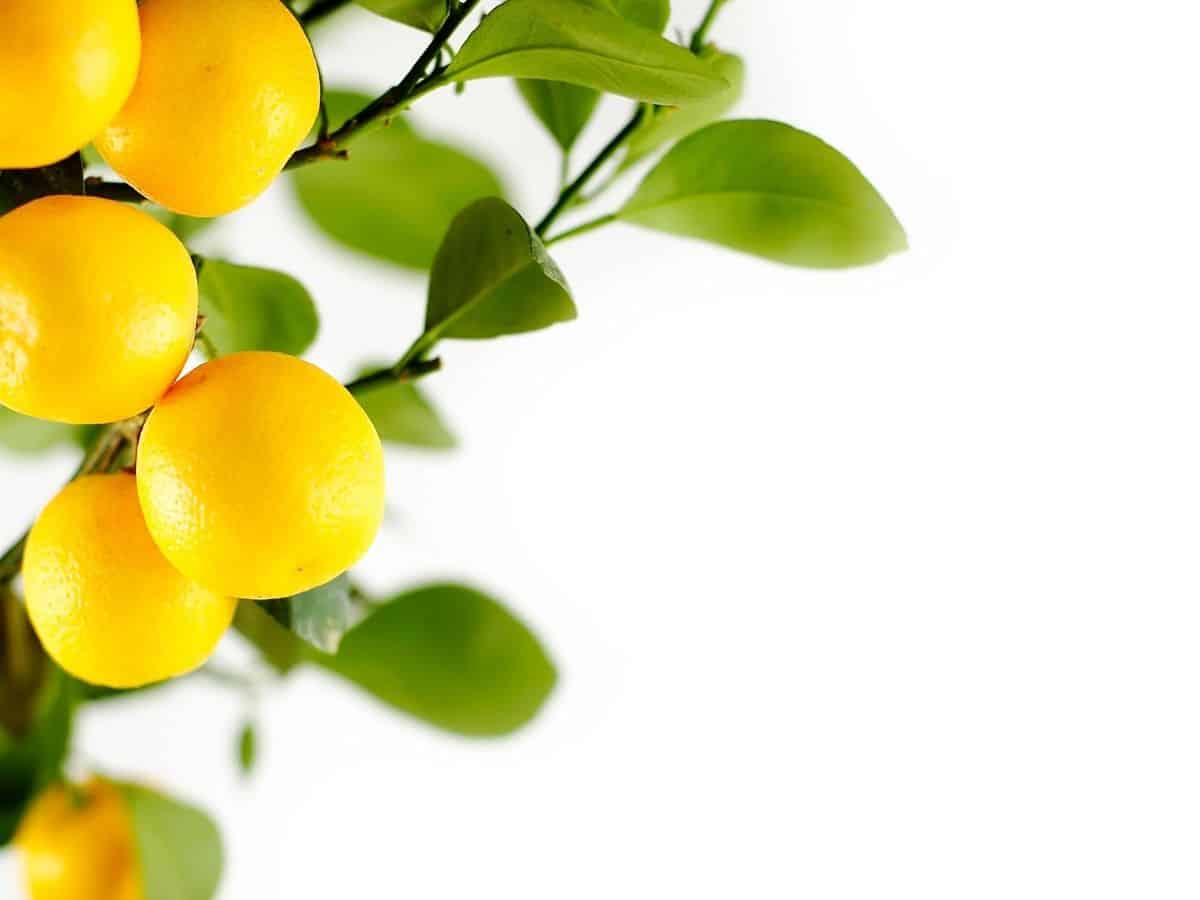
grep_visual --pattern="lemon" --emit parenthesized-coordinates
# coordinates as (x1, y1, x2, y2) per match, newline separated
(95, 0, 320, 216)
(23, 474, 236, 688)
(137, 351, 386, 599)
(0, 196, 198, 425)
(0, 0, 140, 169)
(16, 778, 141, 900)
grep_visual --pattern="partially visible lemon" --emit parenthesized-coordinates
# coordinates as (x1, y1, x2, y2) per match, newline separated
(137, 351, 386, 599)
(23, 474, 236, 688)
(0, 0, 140, 168)
(96, 0, 320, 216)
(16, 778, 141, 900)
(0, 196, 198, 425)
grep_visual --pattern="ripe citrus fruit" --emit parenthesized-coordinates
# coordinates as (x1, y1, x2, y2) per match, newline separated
(95, 0, 320, 216)
(0, 196, 198, 425)
(137, 351, 386, 599)
(16, 778, 140, 900)
(23, 474, 236, 688)
(0, 0, 140, 169)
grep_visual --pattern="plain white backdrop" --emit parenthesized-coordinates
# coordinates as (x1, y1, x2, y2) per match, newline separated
(4, 0, 1200, 896)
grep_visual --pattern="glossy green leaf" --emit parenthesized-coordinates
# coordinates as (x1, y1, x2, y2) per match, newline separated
(423, 197, 575, 343)
(120, 784, 223, 900)
(444, 0, 726, 105)
(0, 407, 85, 455)
(0, 669, 75, 846)
(236, 722, 257, 775)
(619, 119, 908, 268)
(355, 377, 457, 450)
(515, 0, 669, 151)
(292, 91, 505, 270)
(197, 260, 318, 358)
(353, 0, 446, 30)
(321, 583, 557, 736)
(516, 80, 600, 153)
(621, 50, 744, 168)
(262, 575, 354, 654)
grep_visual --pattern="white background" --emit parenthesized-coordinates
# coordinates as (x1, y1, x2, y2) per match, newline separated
(4, 0, 1200, 896)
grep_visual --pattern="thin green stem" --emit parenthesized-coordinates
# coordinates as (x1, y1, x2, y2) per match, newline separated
(544, 213, 617, 247)
(286, 0, 482, 169)
(690, 0, 731, 53)
(300, 0, 351, 25)
(535, 106, 647, 237)
(345, 355, 443, 395)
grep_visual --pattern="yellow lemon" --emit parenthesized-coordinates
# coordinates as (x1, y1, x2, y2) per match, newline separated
(0, 0, 140, 169)
(0, 196, 198, 425)
(137, 351, 385, 599)
(16, 778, 140, 900)
(23, 474, 236, 688)
(95, 0, 320, 216)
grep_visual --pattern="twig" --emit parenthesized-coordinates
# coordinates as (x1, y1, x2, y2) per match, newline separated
(286, 0, 482, 169)
(690, 0, 731, 53)
(83, 178, 147, 204)
(300, 0, 351, 26)
(534, 107, 646, 237)
(345, 357, 443, 395)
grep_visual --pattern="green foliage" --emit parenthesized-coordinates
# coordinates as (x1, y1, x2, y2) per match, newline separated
(355, 377, 457, 449)
(516, 0, 671, 152)
(236, 722, 257, 775)
(147, 206, 212, 243)
(423, 197, 575, 344)
(621, 49, 744, 168)
(0, 407, 91, 455)
(516, 80, 600, 153)
(619, 119, 908, 268)
(0, 670, 74, 845)
(292, 90, 504, 270)
(445, 0, 727, 105)
(353, 0, 447, 30)
(321, 583, 557, 736)
(119, 783, 223, 900)
(197, 259, 319, 358)
(263, 574, 354, 654)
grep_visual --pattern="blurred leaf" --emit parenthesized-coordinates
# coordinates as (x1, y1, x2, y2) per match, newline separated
(516, 80, 600, 153)
(0, 669, 75, 846)
(292, 90, 504, 270)
(321, 583, 557, 736)
(197, 259, 319, 358)
(0, 154, 83, 215)
(352, 0, 446, 30)
(147, 206, 212, 243)
(444, 0, 727, 105)
(423, 197, 575, 343)
(621, 50, 744, 169)
(233, 602, 306, 674)
(120, 783, 223, 900)
(261, 575, 354, 654)
(236, 722, 257, 775)
(355, 375, 456, 450)
(611, 0, 670, 31)
(619, 119, 908, 268)
(0, 407, 91, 455)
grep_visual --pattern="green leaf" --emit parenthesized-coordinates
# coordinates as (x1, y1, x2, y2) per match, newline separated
(352, 0, 446, 30)
(423, 197, 575, 344)
(444, 0, 727, 105)
(0, 407, 85, 455)
(354, 376, 457, 450)
(515, 0, 670, 151)
(292, 90, 505, 270)
(197, 259, 319, 358)
(236, 722, 257, 775)
(147, 206, 212, 243)
(0, 154, 83, 215)
(119, 784, 223, 900)
(321, 583, 557, 736)
(0, 669, 75, 846)
(261, 575, 354, 654)
(619, 119, 907, 268)
(621, 49, 744, 168)
(516, 80, 600, 153)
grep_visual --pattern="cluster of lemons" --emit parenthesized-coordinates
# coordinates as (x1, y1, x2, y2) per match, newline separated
(1, 0, 387, 695)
